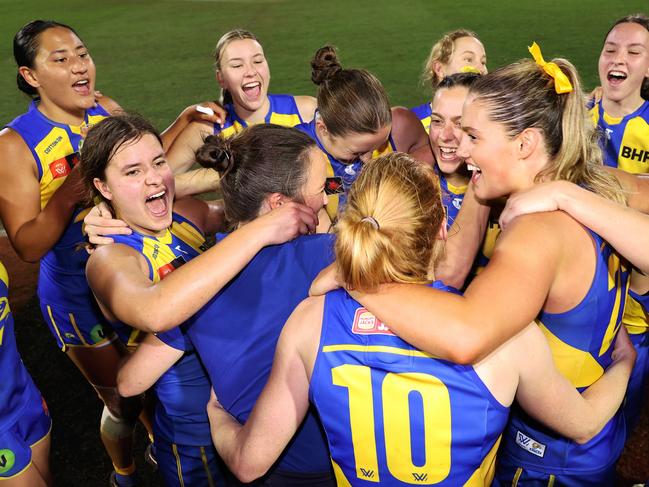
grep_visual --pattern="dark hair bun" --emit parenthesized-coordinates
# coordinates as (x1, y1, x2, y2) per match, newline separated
(195, 135, 234, 173)
(311, 45, 342, 85)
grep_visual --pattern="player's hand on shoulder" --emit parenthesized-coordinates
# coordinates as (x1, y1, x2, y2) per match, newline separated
(499, 181, 567, 229)
(83, 201, 131, 251)
(254, 201, 318, 245)
(309, 263, 343, 296)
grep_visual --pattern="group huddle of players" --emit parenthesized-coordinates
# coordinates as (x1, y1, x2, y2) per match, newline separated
(0, 12, 648, 487)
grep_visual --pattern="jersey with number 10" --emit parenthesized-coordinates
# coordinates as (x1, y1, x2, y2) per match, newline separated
(310, 284, 509, 486)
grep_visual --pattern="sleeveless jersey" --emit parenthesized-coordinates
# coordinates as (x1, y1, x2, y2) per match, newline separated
(0, 261, 44, 432)
(439, 173, 467, 230)
(410, 102, 432, 134)
(310, 283, 509, 486)
(214, 94, 306, 137)
(6, 101, 110, 308)
(624, 290, 649, 336)
(498, 230, 629, 475)
(590, 99, 649, 174)
(111, 213, 212, 445)
(158, 233, 335, 474)
(297, 118, 396, 220)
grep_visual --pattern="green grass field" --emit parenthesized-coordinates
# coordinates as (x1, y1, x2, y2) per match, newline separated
(1, 0, 647, 130)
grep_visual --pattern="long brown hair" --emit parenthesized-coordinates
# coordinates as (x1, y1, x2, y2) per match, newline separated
(311, 45, 392, 138)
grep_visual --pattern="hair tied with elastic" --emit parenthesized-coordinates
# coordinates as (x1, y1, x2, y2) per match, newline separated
(208, 144, 233, 173)
(528, 42, 573, 94)
(360, 216, 380, 230)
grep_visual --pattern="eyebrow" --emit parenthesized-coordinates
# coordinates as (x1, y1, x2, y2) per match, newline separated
(604, 41, 647, 48)
(226, 53, 264, 61)
(49, 44, 86, 55)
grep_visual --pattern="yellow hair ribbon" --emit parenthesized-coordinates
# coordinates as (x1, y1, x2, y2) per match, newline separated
(528, 42, 573, 94)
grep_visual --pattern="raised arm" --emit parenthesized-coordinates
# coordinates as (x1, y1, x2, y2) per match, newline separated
(174, 167, 220, 198)
(87, 202, 317, 332)
(117, 333, 183, 397)
(0, 129, 85, 262)
(165, 120, 214, 174)
(434, 184, 490, 288)
(207, 296, 323, 483)
(500, 179, 649, 275)
(390, 106, 434, 166)
(161, 102, 225, 154)
(512, 324, 635, 444)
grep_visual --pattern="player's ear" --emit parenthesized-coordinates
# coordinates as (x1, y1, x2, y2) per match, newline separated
(432, 61, 445, 82)
(93, 178, 113, 201)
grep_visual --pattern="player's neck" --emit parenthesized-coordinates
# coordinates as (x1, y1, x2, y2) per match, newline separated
(37, 98, 86, 127)
(234, 97, 271, 125)
(602, 93, 645, 118)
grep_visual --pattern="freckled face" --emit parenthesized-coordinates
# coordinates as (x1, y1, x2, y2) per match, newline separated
(598, 22, 649, 105)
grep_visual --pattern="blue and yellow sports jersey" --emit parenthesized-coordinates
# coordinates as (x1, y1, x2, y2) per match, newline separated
(410, 102, 432, 134)
(214, 94, 306, 138)
(111, 213, 212, 446)
(297, 118, 396, 220)
(0, 261, 44, 432)
(439, 174, 467, 230)
(622, 289, 649, 431)
(6, 100, 109, 309)
(498, 230, 629, 476)
(590, 99, 649, 174)
(624, 290, 649, 336)
(159, 234, 335, 475)
(310, 283, 509, 486)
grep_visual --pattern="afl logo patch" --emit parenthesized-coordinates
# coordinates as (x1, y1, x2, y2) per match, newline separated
(352, 307, 394, 336)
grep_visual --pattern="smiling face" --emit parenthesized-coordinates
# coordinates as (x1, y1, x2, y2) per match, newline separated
(429, 85, 471, 181)
(94, 134, 175, 236)
(216, 38, 271, 117)
(316, 120, 392, 164)
(458, 96, 524, 200)
(599, 22, 649, 110)
(19, 26, 96, 122)
(437, 36, 487, 79)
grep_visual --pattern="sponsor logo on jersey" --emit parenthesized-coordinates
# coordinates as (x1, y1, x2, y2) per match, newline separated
(157, 255, 187, 280)
(48, 152, 80, 179)
(621, 145, 649, 163)
(43, 135, 64, 155)
(515, 430, 546, 457)
(352, 307, 394, 336)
